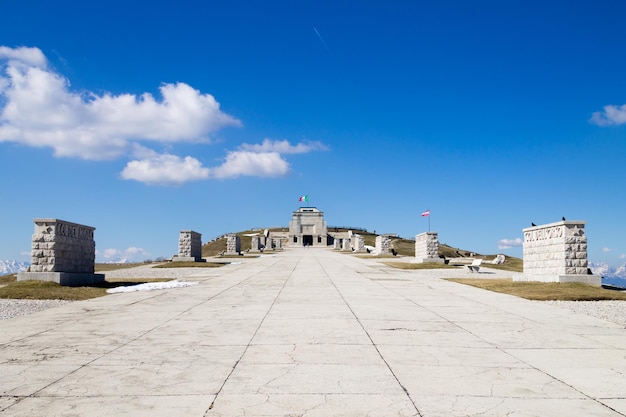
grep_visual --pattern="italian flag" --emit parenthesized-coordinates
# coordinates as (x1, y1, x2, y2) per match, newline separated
(299, 195, 309, 202)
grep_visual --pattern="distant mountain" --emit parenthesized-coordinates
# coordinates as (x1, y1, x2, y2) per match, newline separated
(0, 260, 29, 276)
(589, 261, 626, 278)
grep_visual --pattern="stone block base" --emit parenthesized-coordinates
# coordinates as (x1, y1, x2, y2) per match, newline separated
(414, 257, 445, 264)
(17, 272, 105, 286)
(172, 256, 204, 262)
(514, 274, 601, 286)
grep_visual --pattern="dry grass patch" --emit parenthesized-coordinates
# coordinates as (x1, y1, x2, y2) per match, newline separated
(0, 278, 174, 300)
(95, 263, 146, 272)
(154, 261, 226, 268)
(447, 278, 626, 301)
(0, 274, 17, 285)
(383, 262, 459, 270)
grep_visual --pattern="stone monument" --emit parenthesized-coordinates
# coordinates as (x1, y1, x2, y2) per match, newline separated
(415, 232, 444, 263)
(289, 207, 328, 247)
(375, 235, 391, 255)
(173, 230, 203, 262)
(250, 235, 261, 253)
(17, 218, 104, 286)
(353, 234, 366, 253)
(516, 220, 600, 285)
(226, 234, 241, 255)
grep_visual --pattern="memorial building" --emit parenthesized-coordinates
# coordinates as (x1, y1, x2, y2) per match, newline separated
(288, 207, 328, 247)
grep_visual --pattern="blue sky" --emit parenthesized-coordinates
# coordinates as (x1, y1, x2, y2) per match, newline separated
(1, 0, 625, 266)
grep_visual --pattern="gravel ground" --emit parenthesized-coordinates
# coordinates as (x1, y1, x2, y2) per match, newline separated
(540, 300, 626, 327)
(0, 299, 73, 320)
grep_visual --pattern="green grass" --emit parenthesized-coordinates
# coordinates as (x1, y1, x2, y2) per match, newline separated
(0, 274, 17, 285)
(447, 278, 626, 301)
(0, 278, 174, 300)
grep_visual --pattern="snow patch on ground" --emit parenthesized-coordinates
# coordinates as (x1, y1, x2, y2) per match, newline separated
(107, 280, 198, 293)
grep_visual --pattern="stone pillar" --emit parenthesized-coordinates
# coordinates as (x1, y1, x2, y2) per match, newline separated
(333, 239, 341, 250)
(516, 221, 600, 285)
(342, 239, 352, 251)
(375, 235, 391, 255)
(226, 234, 241, 255)
(414, 232, 443, 263)
(275, 238, 283, 250)
(17, 218, 104, 286)
(353, 234, 366, 253)
(250, 235, 261, 253)
(173, 230, 202, 262)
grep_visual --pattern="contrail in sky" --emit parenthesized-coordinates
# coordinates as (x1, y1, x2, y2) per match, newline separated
(313, 26, 330, 51)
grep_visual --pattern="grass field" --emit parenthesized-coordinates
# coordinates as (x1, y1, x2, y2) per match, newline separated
(0, 277, 174, 300)
(447, 278, 626, 301)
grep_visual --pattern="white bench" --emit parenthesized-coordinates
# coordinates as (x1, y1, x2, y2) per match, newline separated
(467, 259, 482, 273)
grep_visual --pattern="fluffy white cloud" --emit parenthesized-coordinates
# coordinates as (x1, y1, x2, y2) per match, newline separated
(239, 139, 327, 154)
(212, 151, 290, 178)
(497, 237, 523, 250)
(100, 246, 150, 262)
(590, 104, 626, 126)
(0, 46, 328, 186)
(0, 46, 240, 160)
(121, 153, 210, 185)
(603, 247, 612, 253)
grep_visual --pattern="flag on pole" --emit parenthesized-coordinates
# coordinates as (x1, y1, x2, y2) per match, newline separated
(299, 195, 309, 202)
(421, 209, 430, 217)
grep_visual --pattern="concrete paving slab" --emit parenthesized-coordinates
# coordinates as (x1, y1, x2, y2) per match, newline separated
(1, 247, 625, 416)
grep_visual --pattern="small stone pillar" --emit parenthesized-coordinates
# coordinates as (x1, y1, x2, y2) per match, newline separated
(17, 218, 104, 286)
(375, 235, 391, 255)
(353, 234, 366, 253)
(516, 220, 600, 285)
(275, 238, 283, 250)
(333, 239, 341, 250)
(342, 238, 352, 251)
(173, 230, 203, 262)
(226, 234, 241, 255)
(415, 232, 443, 263)
(250, 235, 261, 253)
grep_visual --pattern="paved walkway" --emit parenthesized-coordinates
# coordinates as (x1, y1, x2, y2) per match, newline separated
(1, 248, 625, 416)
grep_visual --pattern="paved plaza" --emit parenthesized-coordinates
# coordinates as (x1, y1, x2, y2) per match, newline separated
(1, 248, 625, 416)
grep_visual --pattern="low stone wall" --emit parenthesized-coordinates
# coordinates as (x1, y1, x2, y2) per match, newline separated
(173, 230, 202, 262)
(414, 232, 444, 263)
(517, 220, 600, 285)
(18, 218, 104, 286)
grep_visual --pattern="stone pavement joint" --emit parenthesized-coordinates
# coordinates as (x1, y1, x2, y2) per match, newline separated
(1, 248, 625, 417)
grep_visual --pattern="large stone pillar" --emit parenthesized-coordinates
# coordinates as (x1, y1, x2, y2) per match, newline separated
(414, 232, 444, 263)
(173, 230, 203, 262)
(375, 235, 390, 254)
(250, 235, 261, 253)
(17, 218, 104, 286)
(226, 234, 241, 255)
(353, 234, 366, 253)
(516, 220, 600, 285)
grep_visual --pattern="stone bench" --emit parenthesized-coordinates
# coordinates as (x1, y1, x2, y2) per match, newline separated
(467, 259, 482, 273)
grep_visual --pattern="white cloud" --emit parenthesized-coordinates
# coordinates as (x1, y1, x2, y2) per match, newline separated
(0, 46, 240, 160)
(603, 247, 612, 253)
(620, 254, 626, 259)
(0, 46, 328, 186)
(497, 237, 523, 250)
(590, 104, 626, 126)
(212, 151, 290, 179)
(121, 153, 210, 185)
(239, 139, 328, 154)
(0, 46, 47, 68)
(100, 246, 150, 262)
